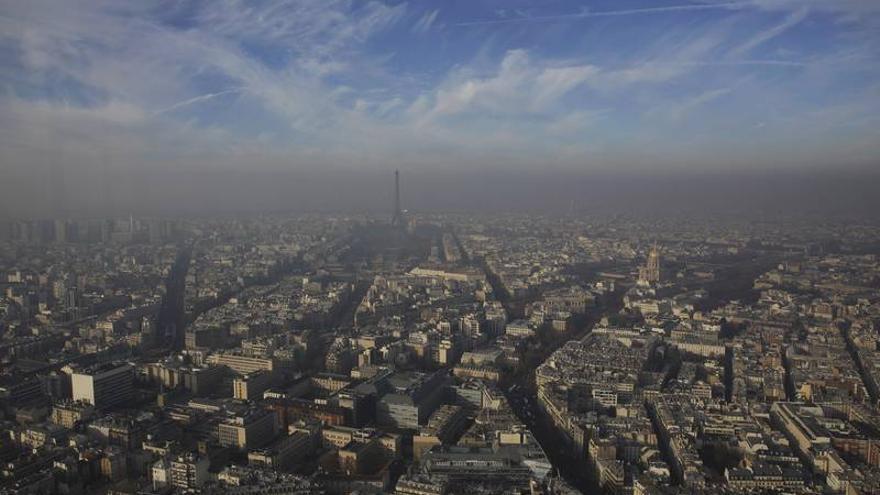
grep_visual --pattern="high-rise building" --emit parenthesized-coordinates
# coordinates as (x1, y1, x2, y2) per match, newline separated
(170, 452, 210, 489)
(53, 219, 67, 243)
(142, 360, 224, 396)
(247, 431, 314, 470)
(233, 370, 274, 401)
(66, 286, 80, 310)
(377, 370, 449, 429)
(71, 363, 134, 410)
(207, 352, 278, 375)
(100, 447, 127, 482)
(0, 375, 44, 403)
(218, 409, 278, 449)
(51, 400, 95, 428)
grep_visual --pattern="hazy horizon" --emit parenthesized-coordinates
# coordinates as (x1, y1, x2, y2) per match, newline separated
(1, 0, 879, 217)
(3, 166, 880, 219)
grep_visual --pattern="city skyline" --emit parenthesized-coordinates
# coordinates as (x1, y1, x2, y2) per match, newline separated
(2, 210, 880, 494)
(4, 2, 880, 494)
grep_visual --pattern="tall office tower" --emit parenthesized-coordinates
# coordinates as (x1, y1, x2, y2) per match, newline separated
(38, 220, 55, 244)
(66, 286, 81, 320)
(52, 278, 66, 301)
(71, 363, 134, 410)
(638, 244, 661, 285)
(391, 169, 404, 228)
(101, 220, 111, 242)
(54, 219, 67, 243)
(66, 220, 80, 243)
(66, 286, 79, 306)
(148, 219, 163, 244)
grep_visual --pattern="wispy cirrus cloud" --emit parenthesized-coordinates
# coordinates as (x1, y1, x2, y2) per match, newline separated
(154, 88, 244, 116)
(412, 9, 440, 34)
(746, 0, 880, 15)
(195, 0, 406, 56)
(0, 0, 878, 212)
(646, 87, 734, 123)
(455, 2, 748, 27)
(411, 49, 599, 123)
(729, 7, 809, 57)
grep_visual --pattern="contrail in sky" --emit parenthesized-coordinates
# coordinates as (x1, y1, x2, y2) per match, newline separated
(455, 2, 748, 27)
(154, 88, 244, 116)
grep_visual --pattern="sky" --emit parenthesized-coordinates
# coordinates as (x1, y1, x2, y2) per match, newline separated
(0, 0, 879, 216)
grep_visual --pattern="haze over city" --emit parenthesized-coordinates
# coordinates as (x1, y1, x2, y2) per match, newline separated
(2, 3, 880, 495)
(1, 0, 879, 216)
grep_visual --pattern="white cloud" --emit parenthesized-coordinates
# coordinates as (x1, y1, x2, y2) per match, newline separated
(10, 99, 147, 127)
(747, 0, 880, 15)
(535, 66, 599, 107)
(546, 110, 605, 136)
(412, 9, 439, 34)
(0, 0, 412, 155)
(0, 0, 877, 185)
(647, 88, 733, 123)
(196, 0, 406, 59)
(730, 8, 809, 57)
(592, 28, 730, 88)
(154, 88, 244, 115)
(417, 50, 597, 121)
(455, 2, 747, 27)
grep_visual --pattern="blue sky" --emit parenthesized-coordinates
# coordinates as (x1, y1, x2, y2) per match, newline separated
(1, 0, 878, 175)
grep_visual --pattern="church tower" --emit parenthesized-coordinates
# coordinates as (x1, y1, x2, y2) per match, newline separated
(639, 244, 661, 284)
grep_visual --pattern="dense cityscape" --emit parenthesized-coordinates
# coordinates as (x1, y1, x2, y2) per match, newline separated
(3, 1, 880, 493)
(1, 173, 879, 494)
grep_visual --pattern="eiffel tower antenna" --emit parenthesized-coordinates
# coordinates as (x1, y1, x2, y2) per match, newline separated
(391, 170, 403, 228)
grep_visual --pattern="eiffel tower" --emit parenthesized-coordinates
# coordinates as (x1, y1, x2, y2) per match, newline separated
(391, 169, 404, 228)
